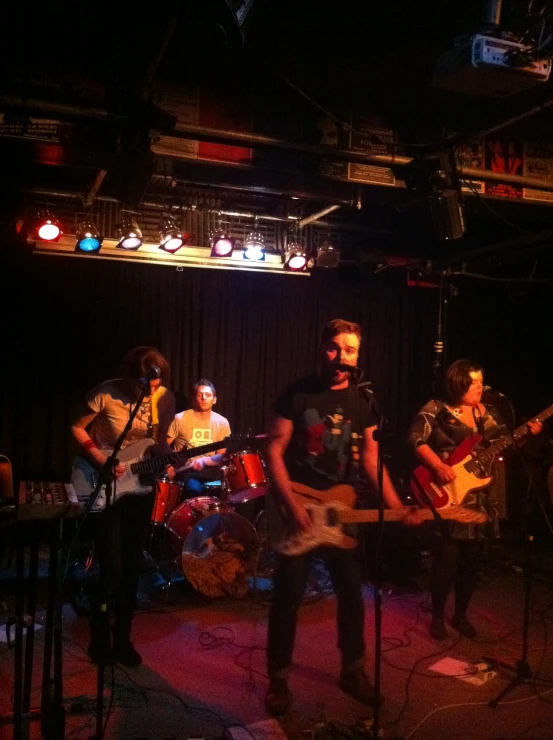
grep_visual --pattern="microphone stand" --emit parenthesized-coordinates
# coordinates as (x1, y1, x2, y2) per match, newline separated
(84, 380, 152, 740)
(355, 378, 385, 737)
(485, 393, 553, 709)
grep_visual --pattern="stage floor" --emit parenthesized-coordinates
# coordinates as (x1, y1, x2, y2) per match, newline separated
(2, 541, 553, 740)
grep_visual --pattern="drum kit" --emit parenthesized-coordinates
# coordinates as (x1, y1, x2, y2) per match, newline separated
(147, 446, 274, 598)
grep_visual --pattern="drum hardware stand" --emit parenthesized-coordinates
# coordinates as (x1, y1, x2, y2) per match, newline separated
(83, 381, 152, 740)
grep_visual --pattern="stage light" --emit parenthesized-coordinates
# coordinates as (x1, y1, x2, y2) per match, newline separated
(243, 231, 265, 261)
(284, 241, 308, 271)
(117, 214, 143, 250)
(36, 211, 61, 242)
(315, 241, 340, 268)
(159, 215, 184, 253)
(75, 219, 103, 254)
(211, 231, 235, 257)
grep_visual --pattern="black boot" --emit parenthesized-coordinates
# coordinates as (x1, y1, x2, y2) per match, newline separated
(88, 613, 115, 666)
(113, 609, 142, 668)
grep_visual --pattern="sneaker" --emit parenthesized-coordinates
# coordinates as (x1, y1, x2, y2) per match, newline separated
(339, 665, 379, 706)
(87, 642, 116, 666)
(451, 613, 477, 639)
(264, 677, 291, 716)
(430, 616, 449, 640)
(114, 640, 143, 668)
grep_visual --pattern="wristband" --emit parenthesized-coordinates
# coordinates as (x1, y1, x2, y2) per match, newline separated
(82, 439, 98, 452)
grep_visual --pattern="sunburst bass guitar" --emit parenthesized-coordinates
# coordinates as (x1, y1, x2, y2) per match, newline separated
(266, 481, 487, 556)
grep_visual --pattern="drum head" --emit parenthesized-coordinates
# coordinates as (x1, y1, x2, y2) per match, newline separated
(180, 510, 259, 598)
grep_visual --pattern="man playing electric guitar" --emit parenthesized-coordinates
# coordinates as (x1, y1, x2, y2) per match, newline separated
(407, 358, 543, 641)
(69, 346, 176, 668)
(263, 319, 437, 715)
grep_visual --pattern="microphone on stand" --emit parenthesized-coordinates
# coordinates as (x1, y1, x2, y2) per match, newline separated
(483, 384, 505, 397)
(138, 364, 161, 385)
(332, 362, 362, 380)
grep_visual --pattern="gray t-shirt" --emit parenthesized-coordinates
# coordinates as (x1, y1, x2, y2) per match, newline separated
(168, 409, 231, 457)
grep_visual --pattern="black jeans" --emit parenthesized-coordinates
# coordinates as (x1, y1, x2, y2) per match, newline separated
(90, 493, 153, 646)
(267, 547, 365, 677)
(430, 538, 481, 620)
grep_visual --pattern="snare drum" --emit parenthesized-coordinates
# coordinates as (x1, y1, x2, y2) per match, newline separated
(151, 475, 183, 524)
(164, 497, 259, 597)
(223, 451, 268, 504)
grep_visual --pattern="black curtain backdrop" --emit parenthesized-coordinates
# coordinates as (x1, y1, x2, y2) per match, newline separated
(0, 250, 438, 486)
(1, 248, 551, 503)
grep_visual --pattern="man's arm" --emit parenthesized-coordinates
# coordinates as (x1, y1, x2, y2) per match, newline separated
(266, 415, 311, 531)
(362, 425, 404, 508)
(70, 405, 125, 478)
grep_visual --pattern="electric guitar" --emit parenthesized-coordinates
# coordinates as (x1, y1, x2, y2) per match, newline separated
(410, 402, 553, 510)
(71, 435, 249, 510)
(266, 481, 487, 556)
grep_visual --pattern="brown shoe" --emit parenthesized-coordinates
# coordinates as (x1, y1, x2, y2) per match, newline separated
(339, 665, 380, 706)
(264, 677, 291, 716)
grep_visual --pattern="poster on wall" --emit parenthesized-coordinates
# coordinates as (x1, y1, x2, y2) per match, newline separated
(348, 115, 395, 186)
(457, 139, 485, 194)
(523, 142, 553, 203)
(484, 136, 523, 198)
(151, 84, 200, 159)
(152, 84, 253, 165)
(304, 111, 351, 180)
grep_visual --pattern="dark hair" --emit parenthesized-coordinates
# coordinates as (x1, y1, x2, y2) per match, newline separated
(194, 379, 216, 396)
(320, 319, 362, 345)
(444, 358, 483, 404)
(120, 346, 171, 386)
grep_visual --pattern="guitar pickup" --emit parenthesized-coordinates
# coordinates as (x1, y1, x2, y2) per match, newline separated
(326, 508, 339, 527)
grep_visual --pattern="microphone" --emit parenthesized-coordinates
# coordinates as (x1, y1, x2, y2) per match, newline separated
(483, 385, 504, 397)
(332, 363, 362, 380)
(138, 364, 161, 385)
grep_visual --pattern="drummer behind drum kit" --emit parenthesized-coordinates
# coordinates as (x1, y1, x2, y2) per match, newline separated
(148, 445, 273, 598)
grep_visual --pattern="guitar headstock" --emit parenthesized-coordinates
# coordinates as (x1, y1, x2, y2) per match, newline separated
(223, 434, 256, 454)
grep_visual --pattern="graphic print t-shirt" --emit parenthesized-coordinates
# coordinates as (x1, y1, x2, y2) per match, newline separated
(275, 374, 378, 490)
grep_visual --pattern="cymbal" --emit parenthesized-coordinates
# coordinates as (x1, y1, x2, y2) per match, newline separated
(255, 433, 268, 438)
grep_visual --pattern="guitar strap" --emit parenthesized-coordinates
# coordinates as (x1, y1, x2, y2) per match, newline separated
(473, 406, 486, 437)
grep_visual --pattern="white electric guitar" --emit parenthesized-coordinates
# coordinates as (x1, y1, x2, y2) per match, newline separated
(266, 482, 487, 556)
(71, 435, 248, 510)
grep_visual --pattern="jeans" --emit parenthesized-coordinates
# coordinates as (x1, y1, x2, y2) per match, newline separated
(267, 547, 365, 676)
(90, 493, 153, 646)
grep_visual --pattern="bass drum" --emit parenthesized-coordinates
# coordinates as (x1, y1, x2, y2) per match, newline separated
(164, 497, 259, 598)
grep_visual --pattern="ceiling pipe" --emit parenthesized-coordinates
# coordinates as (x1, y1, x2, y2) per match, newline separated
(298, 204, 341, 228)
(84, 170, 108, 207)
(170, 123, 413, 168)
(0, 95, 123, 122)
(443, 227, 553, 264)
(458, 166, 553, 192)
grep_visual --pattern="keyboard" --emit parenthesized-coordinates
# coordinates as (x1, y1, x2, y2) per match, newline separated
(18, 481, 83, 520)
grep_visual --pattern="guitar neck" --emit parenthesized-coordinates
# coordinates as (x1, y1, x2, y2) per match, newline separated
(130, 440, 227, 476)
(478, 402, 553, 466)
(336, 508, 428, 525)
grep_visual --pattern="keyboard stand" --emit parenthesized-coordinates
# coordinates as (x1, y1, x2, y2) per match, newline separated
(1, 517, 66, 740)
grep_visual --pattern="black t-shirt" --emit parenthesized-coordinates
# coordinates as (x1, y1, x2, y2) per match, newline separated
(275, 373, 378, 490)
